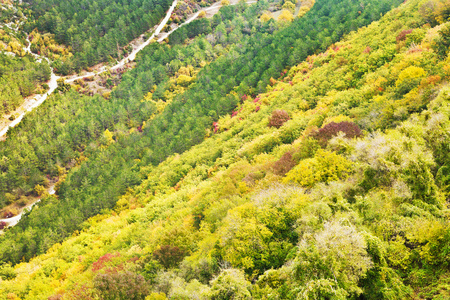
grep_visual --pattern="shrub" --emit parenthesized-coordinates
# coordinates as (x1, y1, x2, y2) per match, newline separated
(432, 23, 450, 58)
(282, 1, 295, 13)
(278, 10, 294, 22)
(209, 269, 251, 300)
(395, 66, 427, 98)
(310, 121, 362, 147)
(268, 110, 290, 128)
(176, 74, 193, 87)
(153, 245, 185, 269)
(94, 271, 148, 300)
(293, 221, 373, 298)
(396, 29, 413, 43)
(0, 263, 16, 280)
(260, 13, 273, 22)
(272, 151, 296, 176)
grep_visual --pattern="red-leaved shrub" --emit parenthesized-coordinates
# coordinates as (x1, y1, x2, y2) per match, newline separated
(268, 110, 290, 128)
(311, 121, 362, 147)
(272, 152, 296, 176)
(92, 253, 121, 272)
(396, 29, 413, 43)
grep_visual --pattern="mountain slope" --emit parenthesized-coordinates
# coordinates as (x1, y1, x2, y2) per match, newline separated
(1, 0, 450, 299)
(0, 0, 402, 266)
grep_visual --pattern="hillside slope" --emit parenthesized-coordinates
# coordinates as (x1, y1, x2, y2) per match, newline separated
(0, 0, 401, 266)
(1, 0, 450, 299)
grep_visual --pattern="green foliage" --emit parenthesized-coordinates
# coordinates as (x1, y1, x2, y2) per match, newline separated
(282, 1, 295, 13)
(432, 23, 450, 58)
(0, 53, 51, 114)
(292, 220, 373, 298)
(0, 263, 16, 280)
(24, 0, 173, 74)
(209, 269, 251, 300)
(268, 109, 290, 128)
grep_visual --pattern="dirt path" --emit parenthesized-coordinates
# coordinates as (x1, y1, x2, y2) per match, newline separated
(0, 185, 55, 231)
(1, 0, 261, 140)
(65, 0, 179, 83)
(0, 38, 60, 139)
(0, 0, 179, 138)
(156, 0, 258, 42)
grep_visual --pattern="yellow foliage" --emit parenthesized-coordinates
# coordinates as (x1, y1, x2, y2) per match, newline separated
(260, 13, 273, 22)
(282, 1, 295, 14)
(177, 66, 193, 76)
(396, 66, 427, 86)
(146, 292, 168, 300)
(103, 129, 115, 145)
(283, 149, 353, 187)
(177, 74, 193, 87)
(221, 0, 230, 5)
(34, 184, 47, 196)
(322, 115, 353, 126)
(102, 91, 111, 100)
(144, 92, 153, 101)
(278, 10, 294, 22)
(6, 293, 20, 300)
(7, 40, 24, 56)
(198, 10, 206, 18)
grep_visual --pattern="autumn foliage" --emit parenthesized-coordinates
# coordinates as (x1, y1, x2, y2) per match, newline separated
(310, 121, 362, 147)
(93, 271, 148, 300)
(268, 110, 290, 128)
(153, 245, 185, 269)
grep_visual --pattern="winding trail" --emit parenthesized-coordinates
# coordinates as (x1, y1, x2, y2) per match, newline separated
(65, 0, 179, 83)
(0, 186, 55, 229)
(0, 38, 60, 138)
(1, 0, 258, 138)
(0, 0, 178, 137)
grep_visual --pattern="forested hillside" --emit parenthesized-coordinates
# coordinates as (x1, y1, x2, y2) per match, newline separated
(0, 0, 402, 265)
(0, 2, 52, 117)
(22, 0, 173, 74)
(1, 0, 450, 299)
(0, 54, 51, 115)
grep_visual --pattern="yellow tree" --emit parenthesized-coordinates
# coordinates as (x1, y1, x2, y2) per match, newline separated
(260, 12, 273, 22)
(282, 1, 295, 14)
(283, 149, 353, 187)
(278, 10, 294, 22)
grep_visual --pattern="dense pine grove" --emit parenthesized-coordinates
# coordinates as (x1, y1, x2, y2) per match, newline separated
(1, 0, 450, 298)
(0, 54, 51, 115)
(23, 0, 173, 74)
